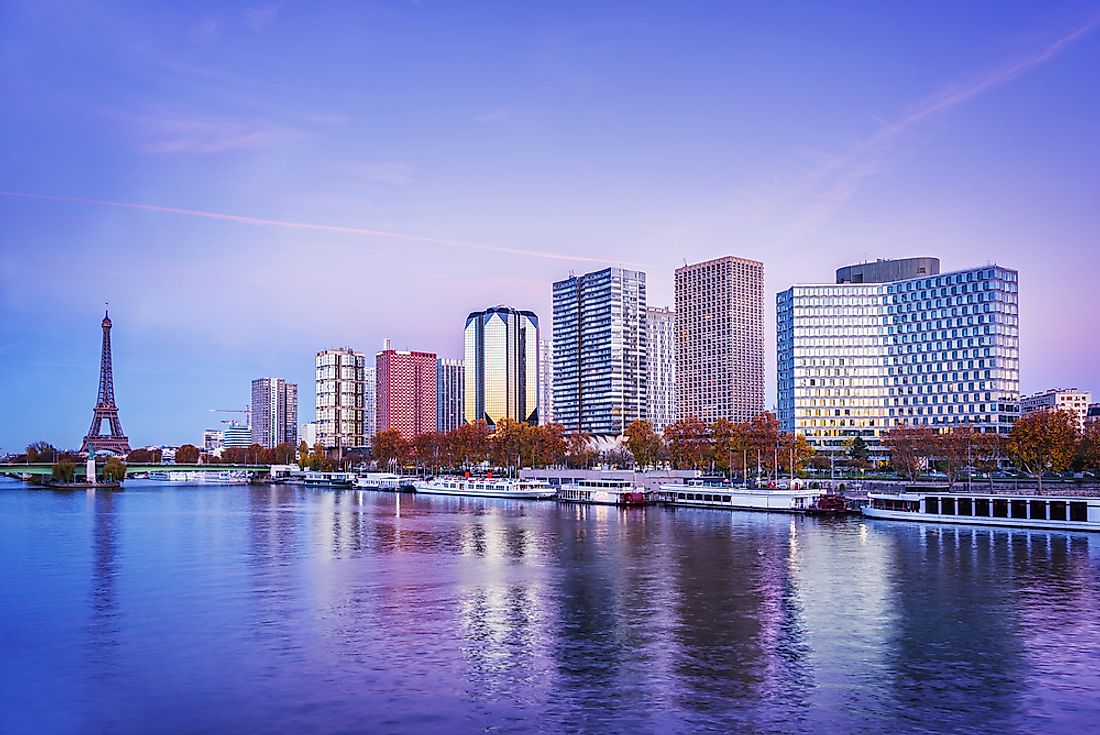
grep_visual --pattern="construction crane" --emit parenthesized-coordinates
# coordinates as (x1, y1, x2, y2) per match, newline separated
(210, 406, 251, 428)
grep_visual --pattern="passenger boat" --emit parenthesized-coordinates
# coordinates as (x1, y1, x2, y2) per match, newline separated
(658, 479, 840, 513)
(557, 478, 655, 506)
(353, 472, 403, 491)
(301, 471, 355, 488)
(148, 470, 249, 485)
(413, 476, 557, 500)
(863, 490, 1100, 532)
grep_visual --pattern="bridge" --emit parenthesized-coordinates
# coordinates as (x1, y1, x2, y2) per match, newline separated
(0, 463, 271, 479)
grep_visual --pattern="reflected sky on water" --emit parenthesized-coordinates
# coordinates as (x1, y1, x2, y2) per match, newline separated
(1, 478, 1098, 734)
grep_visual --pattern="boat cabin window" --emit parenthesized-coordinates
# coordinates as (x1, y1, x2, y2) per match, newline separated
(975, 499, 990, 516)
(1010, 500, 1028, 519)
(925, 497, 940, 514)
(957, 498, 973, 516)
(677, 493, 685, 500)
(941, 498, 956, 515)
(1070, 502, 1088, 522)
(1049, 501, 1067, 520)
(992, 499, 1009, 518)
(1030, 500, 1047, 520)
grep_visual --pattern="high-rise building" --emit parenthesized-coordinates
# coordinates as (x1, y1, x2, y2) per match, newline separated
(553, 268, 646, 436)
(1022, 388, 1092, 432)
(377, 348, 438, 438)
(315, 347, 367, 449)
(251, 377, 298, 448)
(646, 306, 676, 432)
(777, 260, 1020, 460)
(301, 421, 319, 448)
(675, 256, 765, 424)
(464, 306, 539, 427)
(363, 365, 377, 443)
(437, 358, 465, 432)
(538, 338, 554, 425)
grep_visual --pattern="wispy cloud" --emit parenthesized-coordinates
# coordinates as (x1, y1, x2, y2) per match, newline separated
(475, 107, 511, 123)
(365, 161, 414, 186)
(113, 112, 298, 155)
(191, 16, 223, 44)
(783, 12, 1100, 236)
(245, 3, 284, 33)
(0, 191, 648, 267)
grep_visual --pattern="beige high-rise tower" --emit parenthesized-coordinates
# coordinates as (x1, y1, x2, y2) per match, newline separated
(675, 256, 765, 424)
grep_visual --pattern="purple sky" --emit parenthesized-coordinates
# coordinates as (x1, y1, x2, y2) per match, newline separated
(2, 1, 1099, 451)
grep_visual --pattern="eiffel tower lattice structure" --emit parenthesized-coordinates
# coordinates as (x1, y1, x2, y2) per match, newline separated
(81, 307, 131, 456)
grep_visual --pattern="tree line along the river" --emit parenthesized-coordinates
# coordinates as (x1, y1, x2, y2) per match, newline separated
(10, 408, 1099, 489)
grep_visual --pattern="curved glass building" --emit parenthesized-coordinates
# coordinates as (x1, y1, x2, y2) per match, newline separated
(464, 306, 539, 427)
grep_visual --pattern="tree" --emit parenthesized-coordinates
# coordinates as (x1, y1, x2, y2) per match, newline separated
(935, 426, 974, 489)
(490, 419, 529, 470)
(127, 447, 162, 463)
(624, 420, 662, 469)
(52, 459, 76, 483)
(882, 424, 935, 482)
(564, 432, 595, 469)
(972, 431, 1005, 490)
(176, 444, 200, 464)
(297, 441, 310, 468)
(309, 443, 329, 471)
(664, 417, 708, 470)
(708, 418, 746, 476)
(373, 429, 409, 470)
(448, 420, 492, 468)
(778, 433, 815, 475)
(746, 412, 782, 479)
(1078, 423, 1100, 471)
(102, 457, 126, 482)
(847, 436, 870, 469)
(1008, 410, 1077, 493)
(272, 442, 297, 465)
(26, 441, 56, 463)
(528, 423, 567, 468)
(412, 432, 444, 472)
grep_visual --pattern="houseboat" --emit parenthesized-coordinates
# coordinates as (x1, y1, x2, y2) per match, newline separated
(148, 470, 249, 485)
(557, 478, 655, 506)
(353, 472, 403, 491)
(659, 479, 842, 513)
(413, 476, 557, 500)
(863, 490, 1100, 532)
(301, 471, 355, 488)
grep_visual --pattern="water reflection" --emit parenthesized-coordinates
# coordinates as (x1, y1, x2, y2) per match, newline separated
(2, 484, 1100, 734)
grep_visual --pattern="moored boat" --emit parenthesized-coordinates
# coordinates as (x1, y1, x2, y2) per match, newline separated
(659, 478, 838, 513)
(353, 472, 403, 491)
(413, 476, 557, 500)
(301, 471, 355, 488)
(148, 470, 249, 485)
(557, 478, 655, 506)
(863, 490, 1100, 532)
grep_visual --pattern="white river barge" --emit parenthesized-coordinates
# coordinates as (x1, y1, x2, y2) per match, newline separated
(863, 490, 1100, 532)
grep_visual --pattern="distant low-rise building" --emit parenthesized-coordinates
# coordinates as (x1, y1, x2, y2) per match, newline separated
(223, 425, 252, 448)
(202, 429, 224, 452)
(301, 422, 319, 447)
(1087, 403, 1100, 426)
(1022, 388, 1093, 432)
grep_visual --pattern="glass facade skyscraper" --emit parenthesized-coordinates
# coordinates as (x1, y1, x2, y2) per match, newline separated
(646, 306, 676, 432)
(464, 306, 539, 427)
(777, 262, 1020, 459)
(437, 358, 465, 432)
(552, 267, 646, 436)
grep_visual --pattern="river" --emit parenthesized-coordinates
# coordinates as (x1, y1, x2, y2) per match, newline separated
(1, 478, 1097, 734)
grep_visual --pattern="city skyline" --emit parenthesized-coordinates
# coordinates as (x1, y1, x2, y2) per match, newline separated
(2, 2, 1099, 449)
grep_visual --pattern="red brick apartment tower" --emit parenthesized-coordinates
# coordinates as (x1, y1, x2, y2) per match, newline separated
(376, 349, 438, 439)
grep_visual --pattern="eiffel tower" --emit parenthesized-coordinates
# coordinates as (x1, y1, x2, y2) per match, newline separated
(81, 306, 131, 456)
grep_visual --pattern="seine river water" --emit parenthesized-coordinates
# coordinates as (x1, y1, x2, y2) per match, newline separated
(2, 478, 1099, 734)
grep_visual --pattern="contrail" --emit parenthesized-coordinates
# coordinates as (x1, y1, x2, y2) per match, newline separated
(0, 190, 646, 267)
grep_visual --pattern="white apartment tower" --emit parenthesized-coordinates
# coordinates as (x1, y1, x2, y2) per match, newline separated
(538, 338, 554, 425)
(315, 347, 367, 449)
(646, 306, 676, 432)
(1022, 388, 1092, 433)
(675, 256, 765, 424)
